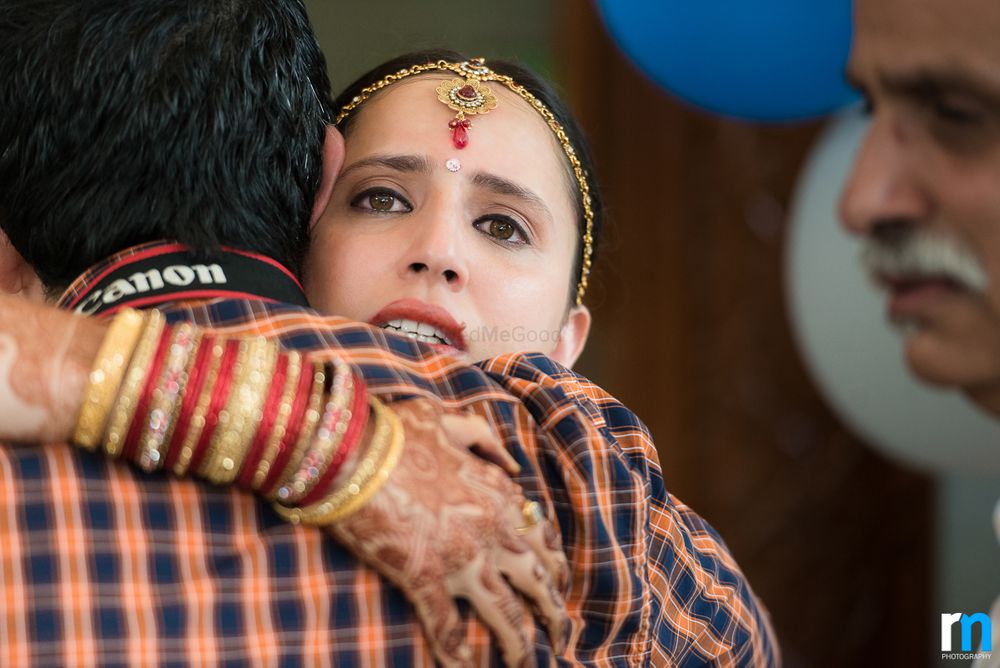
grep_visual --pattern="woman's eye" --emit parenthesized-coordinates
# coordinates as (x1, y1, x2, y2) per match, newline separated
(475, 215, 528, 246)
(370, 192, 395, 211)
(490, 220, 514, 240)
(351, 188, 411, 213)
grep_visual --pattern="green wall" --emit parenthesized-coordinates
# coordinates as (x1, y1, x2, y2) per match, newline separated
(304, 1, 555, 94)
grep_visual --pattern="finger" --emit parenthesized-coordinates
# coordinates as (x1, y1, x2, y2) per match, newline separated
(441, 411, 520, 475)
(455, 564, 536, 668)
(520, 519, 571, 597)
(494, 535, 568, 656)
(408, 584, 474, 668)
(506, 500, 569, 596)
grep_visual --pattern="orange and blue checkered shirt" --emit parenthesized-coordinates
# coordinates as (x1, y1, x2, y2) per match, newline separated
(1, 245, 778, 666)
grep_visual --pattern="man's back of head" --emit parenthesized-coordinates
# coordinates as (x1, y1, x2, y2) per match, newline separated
(0, 0, 333, 291)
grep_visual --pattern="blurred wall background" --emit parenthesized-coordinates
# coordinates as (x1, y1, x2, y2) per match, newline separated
(306, 1, 554, 89)
(304, 2, 998, 666)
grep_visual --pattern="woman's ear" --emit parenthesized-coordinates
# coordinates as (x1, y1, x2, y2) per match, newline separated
(550, 304, 591, 368)
(309, 125, 346, 230)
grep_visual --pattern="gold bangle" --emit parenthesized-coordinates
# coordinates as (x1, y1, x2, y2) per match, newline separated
(272, 396, 403, 526)
(251, 351, 303, 490)
(103, 310, 165, 458)
(136, 324, 199, 472)
(277, 358, 353, 504)
(72, 308, 147, 450)
(196, 339, 250, 482)
(266, 361, 326, 501)
(200, 337, 278, 485)
(172, 339, 226, 476)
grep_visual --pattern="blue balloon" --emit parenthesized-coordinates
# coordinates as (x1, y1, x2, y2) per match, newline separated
(594, 0, 858, 122)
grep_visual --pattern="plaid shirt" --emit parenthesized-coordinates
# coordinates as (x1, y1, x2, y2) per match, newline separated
(1, 247, 778, 666)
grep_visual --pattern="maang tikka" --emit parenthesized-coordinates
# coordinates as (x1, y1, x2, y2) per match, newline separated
(434, 60, 499, 148)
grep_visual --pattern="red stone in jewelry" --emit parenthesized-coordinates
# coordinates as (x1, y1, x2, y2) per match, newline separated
(436, 78, 497, 150)
(449, 118, 471, 149)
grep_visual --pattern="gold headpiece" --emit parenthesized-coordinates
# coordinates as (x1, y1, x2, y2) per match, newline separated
(335, 58, 594, 306)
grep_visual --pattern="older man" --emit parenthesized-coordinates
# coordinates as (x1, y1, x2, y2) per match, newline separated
(840, 0, 1000, 661)
(841, 0, 1000, 412)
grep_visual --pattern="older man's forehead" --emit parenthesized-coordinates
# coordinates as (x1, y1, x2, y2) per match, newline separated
(852, 0, 1000, 86)
(854, 0, 1000, 56)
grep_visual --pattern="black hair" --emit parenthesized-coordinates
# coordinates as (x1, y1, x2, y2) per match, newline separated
(0, 0, 333, 289)
(332, 49, 603, 305)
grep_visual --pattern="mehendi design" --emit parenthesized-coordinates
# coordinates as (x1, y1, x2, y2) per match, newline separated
(0, 300, 101, 443)
(330, 397, 567, 666)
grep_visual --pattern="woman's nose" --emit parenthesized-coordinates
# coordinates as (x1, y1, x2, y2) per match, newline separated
(398, 210, 469, 291)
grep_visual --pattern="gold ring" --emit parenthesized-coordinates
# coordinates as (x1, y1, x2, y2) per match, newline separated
(515, 500, 544, 535)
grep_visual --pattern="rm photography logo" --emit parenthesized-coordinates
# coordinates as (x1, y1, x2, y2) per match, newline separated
(941, 612, 993, 661)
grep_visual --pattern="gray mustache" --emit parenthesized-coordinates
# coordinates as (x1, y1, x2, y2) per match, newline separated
(860, 230, 988, 293)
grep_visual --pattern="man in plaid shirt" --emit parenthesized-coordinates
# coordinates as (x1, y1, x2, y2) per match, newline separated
(0, 0, 778, 665)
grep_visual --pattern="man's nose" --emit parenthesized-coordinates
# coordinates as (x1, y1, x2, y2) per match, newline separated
(838, 114, 930, 238)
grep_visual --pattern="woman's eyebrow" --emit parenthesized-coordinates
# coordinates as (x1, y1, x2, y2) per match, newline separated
(471, 172, 552, 219)
(340, 154, 430, 179)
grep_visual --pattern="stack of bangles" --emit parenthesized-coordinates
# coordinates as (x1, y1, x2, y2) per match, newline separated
(71, 308, 404, 525)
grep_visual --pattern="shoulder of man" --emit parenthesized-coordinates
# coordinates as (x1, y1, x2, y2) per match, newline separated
(478, 351, 781, 666)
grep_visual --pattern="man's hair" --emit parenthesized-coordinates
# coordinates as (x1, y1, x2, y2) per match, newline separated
(0, 0, 333, 289)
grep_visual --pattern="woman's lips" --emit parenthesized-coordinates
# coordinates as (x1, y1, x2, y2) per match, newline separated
(368, 298, 468, 352)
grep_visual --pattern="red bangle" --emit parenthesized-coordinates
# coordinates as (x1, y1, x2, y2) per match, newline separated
(120, 323, 174, 464)
(260, 357, 317, 496)
(186, 339, 240, 474)
(162, 334, 214, 472)
(236, 353, 290, 489)
(296, 374, 369, 506)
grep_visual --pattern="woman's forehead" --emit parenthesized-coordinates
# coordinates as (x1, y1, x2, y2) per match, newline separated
(344, 75, 566, 173)
(342, 75, 577, 229)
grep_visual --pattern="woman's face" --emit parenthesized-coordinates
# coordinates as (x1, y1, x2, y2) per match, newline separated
(304, 75, 590, 364)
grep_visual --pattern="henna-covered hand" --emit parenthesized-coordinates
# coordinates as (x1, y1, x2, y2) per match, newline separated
(0, 295, 104, 443)
(329, 397, 569, 668)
